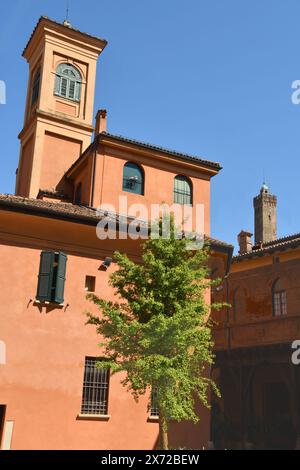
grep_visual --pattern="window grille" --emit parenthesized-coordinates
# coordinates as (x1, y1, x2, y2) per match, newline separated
(174, 175, 192, 205)
(150, 387, 159, 417)
(273, 290, 287, 316)
(81, 357, 110, 415)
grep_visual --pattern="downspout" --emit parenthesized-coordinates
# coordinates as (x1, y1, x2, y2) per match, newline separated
(224, 246, 233, 351)
(89, 139, 97, 207)
(225, 274, 231, 350)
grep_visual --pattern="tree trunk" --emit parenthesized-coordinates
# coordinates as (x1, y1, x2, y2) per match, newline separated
(159, 413, 169, 450)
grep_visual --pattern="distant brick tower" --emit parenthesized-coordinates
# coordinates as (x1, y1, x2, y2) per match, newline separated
(253, 183, 277, 244)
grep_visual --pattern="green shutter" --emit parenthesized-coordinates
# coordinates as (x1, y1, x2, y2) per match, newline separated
(54, 75, 60, 95)
(36, 251, 55, 302)
(69, 80, 75, 99)
(75, 82, 81, 102)
(54, 252, 67, 304)
(60, 78, 68, 97)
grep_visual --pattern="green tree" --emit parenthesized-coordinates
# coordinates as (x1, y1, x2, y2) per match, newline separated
(86, 217, 220, 450)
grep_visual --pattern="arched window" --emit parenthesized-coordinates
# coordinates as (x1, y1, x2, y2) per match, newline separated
(54, 64, 82, 102)
(272, 279, 287, 316)
(74, 183, 82, 205)
(174, 175, 192, 205)
(122, 162, 144, 195)
(31, 68, 41, 106)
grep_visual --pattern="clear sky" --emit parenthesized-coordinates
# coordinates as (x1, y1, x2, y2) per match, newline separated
(1, 0, 300, 250)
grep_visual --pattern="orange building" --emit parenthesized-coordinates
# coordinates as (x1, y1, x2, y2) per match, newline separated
(212, 184, 300, 450)
(0, 17, 231, 450)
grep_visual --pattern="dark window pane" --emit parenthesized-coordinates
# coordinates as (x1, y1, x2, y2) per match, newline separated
(174, 175, 192, 205)
(122, 162, 144, 195)
(31, 69, 41, 106)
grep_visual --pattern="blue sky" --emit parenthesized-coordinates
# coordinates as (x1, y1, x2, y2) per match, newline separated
(0, 0, 300, 249)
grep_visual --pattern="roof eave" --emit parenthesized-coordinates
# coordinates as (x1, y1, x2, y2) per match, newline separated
(99, 133, 222, 175)
(233, 240, 300, 262)
(23, 16, 108, 59)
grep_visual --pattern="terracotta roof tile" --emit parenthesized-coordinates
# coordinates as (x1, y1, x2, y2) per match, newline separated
(23, 16, 107, 57)
(0, 194, 230, 252)
(233, 233, 300, 261)
(66, 132, 222, 178)
(100, 132, 222, 170)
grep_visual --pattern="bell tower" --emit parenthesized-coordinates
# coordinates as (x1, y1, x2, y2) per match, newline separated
(253, 183, 277, 244)
(16, 16, 107, 198)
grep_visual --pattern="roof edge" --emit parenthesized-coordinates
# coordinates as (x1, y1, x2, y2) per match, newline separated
(66, 131, 222, 178)
(23, 16, 108, 58)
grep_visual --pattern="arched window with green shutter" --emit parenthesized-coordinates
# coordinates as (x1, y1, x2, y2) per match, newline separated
(36, 251, 67, 304)
(122, 162, 144, 195)
(173, 175, 192, 205)
(54, 64, 82, 102)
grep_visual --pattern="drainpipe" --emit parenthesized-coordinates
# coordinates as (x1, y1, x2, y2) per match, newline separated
(90, 142, 97, 207)
(225, 274, 231, 350)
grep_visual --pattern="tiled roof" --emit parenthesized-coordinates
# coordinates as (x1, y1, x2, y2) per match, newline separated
(99, 132, 222, 170)
(23, 16, 107, 56)
(37, 189, 71, 201)
(233, 232, 300, 261)
(66, 131, 222, 177)
(206, 236, 233, 250)
(0, 194, 125, 227)
(0, 194, 230, 251)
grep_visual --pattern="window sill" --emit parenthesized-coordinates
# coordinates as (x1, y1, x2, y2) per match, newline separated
(147, 416, 159, 422)
(77, 414, 111, 421)
(34, 300, 65, 308)
(121, 190, 145, 197)
(54, 93, 80, 104)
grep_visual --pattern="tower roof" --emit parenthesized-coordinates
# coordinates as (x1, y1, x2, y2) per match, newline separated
(23, 16, 107, 59)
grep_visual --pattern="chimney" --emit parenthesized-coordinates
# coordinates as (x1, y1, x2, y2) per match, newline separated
(238, 230, 253, 254)
(95, 109, 107, 135)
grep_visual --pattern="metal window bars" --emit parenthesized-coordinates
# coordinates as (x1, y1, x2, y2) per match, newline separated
(81, 357, 110, 415)
(150, 387, 159, 417)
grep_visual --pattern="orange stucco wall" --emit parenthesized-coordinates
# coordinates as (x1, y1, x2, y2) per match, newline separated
(17, 134, 34, 197)
(40, 131, 82, 191)
(0, 210, 211, 449)
(70, 142, 212, 235)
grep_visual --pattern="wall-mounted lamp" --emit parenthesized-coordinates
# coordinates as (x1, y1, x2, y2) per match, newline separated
(212, 285, 224, 293)
(100, 257, 113, 271)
